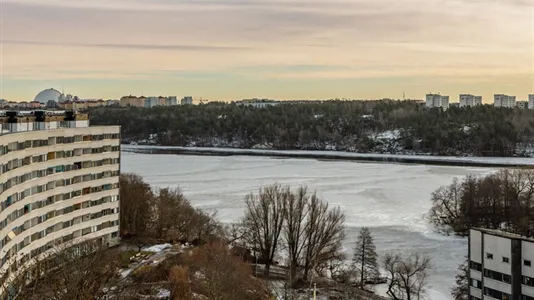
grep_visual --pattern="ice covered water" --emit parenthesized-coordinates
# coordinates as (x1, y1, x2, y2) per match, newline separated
(122, 152, 495, 300)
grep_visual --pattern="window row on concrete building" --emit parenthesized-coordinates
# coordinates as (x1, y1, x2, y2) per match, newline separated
(0, 112, 121, 296)
(469, 228, 534, 300)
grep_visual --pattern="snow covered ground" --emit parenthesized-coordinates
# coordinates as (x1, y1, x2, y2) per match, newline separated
(143, 244, 172, 253)
(121, 151, 497, 300)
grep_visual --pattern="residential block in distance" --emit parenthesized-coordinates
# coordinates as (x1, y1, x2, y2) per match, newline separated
(425, 94, 450, 110)
(459, 94, 483, 107)
(528, 95, 534, 110)
(494, 94, 516, 108)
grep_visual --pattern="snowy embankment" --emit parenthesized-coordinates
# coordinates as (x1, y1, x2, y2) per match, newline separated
(122, 145, 534, 168)
(142, 243, 172, 253)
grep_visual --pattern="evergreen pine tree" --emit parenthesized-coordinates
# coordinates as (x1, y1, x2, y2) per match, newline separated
(451, 259, 468, 300)
(352, 227, 379, 289)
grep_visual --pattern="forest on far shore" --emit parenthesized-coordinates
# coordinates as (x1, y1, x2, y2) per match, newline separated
(89, 100, 534, 157)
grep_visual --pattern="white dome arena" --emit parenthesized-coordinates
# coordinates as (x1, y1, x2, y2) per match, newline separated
(34, 88, 62, 104)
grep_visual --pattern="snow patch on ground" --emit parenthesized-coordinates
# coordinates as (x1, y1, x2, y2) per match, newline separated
(372, 130, 401, 141)
(143, 243, 172, 253)
(120, 269, 133, 278)
(156, 288, 171, 298)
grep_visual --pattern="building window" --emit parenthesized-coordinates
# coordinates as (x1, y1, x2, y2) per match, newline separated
(484, 287, 509, 300)
(484, 268, 512, 284)
(523, 276, 534, 287)
(486, 253, 494, 259)
(502, 257, 509, 263)
(525, 260, 532, 267)
(470, 261, 482, 271)
(470, 278, 482, 289)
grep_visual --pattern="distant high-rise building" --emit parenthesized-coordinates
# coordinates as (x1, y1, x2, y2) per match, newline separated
(459, 94, 482, 107)
(494, 94, 516, 108)
(166, 96, 177, 106)
(425, 94, 449, 110)
(181, 96, 193, 105)
(119, 95, 177, 107)
(146, 97, 159, 108)
(528, 95, 534, 110)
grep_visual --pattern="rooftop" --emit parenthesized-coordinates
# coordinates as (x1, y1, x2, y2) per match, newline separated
(472, 227, 534, 243)
(0, 110, 89, 135)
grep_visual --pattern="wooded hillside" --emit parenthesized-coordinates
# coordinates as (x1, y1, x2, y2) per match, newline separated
(90, 101, 534, 157)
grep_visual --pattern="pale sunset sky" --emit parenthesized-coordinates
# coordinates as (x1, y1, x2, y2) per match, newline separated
(0, 0, 533, 102)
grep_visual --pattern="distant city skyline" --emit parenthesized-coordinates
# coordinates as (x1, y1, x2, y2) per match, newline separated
(1, 0, 533, 102)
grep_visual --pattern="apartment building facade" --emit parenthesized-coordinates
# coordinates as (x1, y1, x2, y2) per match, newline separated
(120, 95, 178, 107)
(460, 94, 483, 107)
(469, 228, 534, 300)
(425, 94, 450, 110)
(494, 95, 516, 108)
(0, 110, 121, 294)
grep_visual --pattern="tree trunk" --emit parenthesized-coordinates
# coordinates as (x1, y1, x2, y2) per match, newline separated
(264, 262, 271, 277)
(290, 259, 298, 283)
(360, 244, 365, 289)
(303, 261, 310, 281)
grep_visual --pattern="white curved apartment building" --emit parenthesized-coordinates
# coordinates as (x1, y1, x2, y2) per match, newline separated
(0, 110, 121, 290)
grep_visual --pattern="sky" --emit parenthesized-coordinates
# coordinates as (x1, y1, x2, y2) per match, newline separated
(0, 0, 533, 102)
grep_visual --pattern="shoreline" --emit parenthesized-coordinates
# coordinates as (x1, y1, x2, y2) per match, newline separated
(122, 145, 534, 168)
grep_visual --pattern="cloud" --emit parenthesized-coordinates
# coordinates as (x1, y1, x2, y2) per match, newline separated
(1, 0, 533, 101)
(1, 40, 251, 52)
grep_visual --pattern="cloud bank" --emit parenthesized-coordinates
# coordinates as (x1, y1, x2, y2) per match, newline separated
(1, 0, 532, 100)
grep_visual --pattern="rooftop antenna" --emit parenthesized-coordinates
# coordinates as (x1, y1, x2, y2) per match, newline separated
(403, 91, 406, 100)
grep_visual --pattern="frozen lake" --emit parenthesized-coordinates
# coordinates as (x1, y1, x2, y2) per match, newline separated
(121, 151, 496, 300)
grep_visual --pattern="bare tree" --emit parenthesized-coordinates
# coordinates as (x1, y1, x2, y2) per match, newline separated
(119, 173, 154, 237)
(283, 186, 310, 282)
(8, 239, 127, 300)
(190, 208, 222, 244)
(451, 259, 468, 300)
(243, 184, 288, 276)
(383, 252, 431, 300)
(130, 234, 158, 253)
(302, 196, 346, 281)
(428, 169, 534, 237)
(353, 227, 379, 290)
(169, 265, 193, 300)
(186, 242, 269, 300)
(155, 187, 188, 241)
(428, 178, 463, 235)
(326, 251, 348, 282)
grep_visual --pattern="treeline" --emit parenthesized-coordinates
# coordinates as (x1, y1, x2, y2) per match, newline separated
(429, 169, 534, 237)
(119, 173, 221, 248)
(89, 101, 534, 156)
